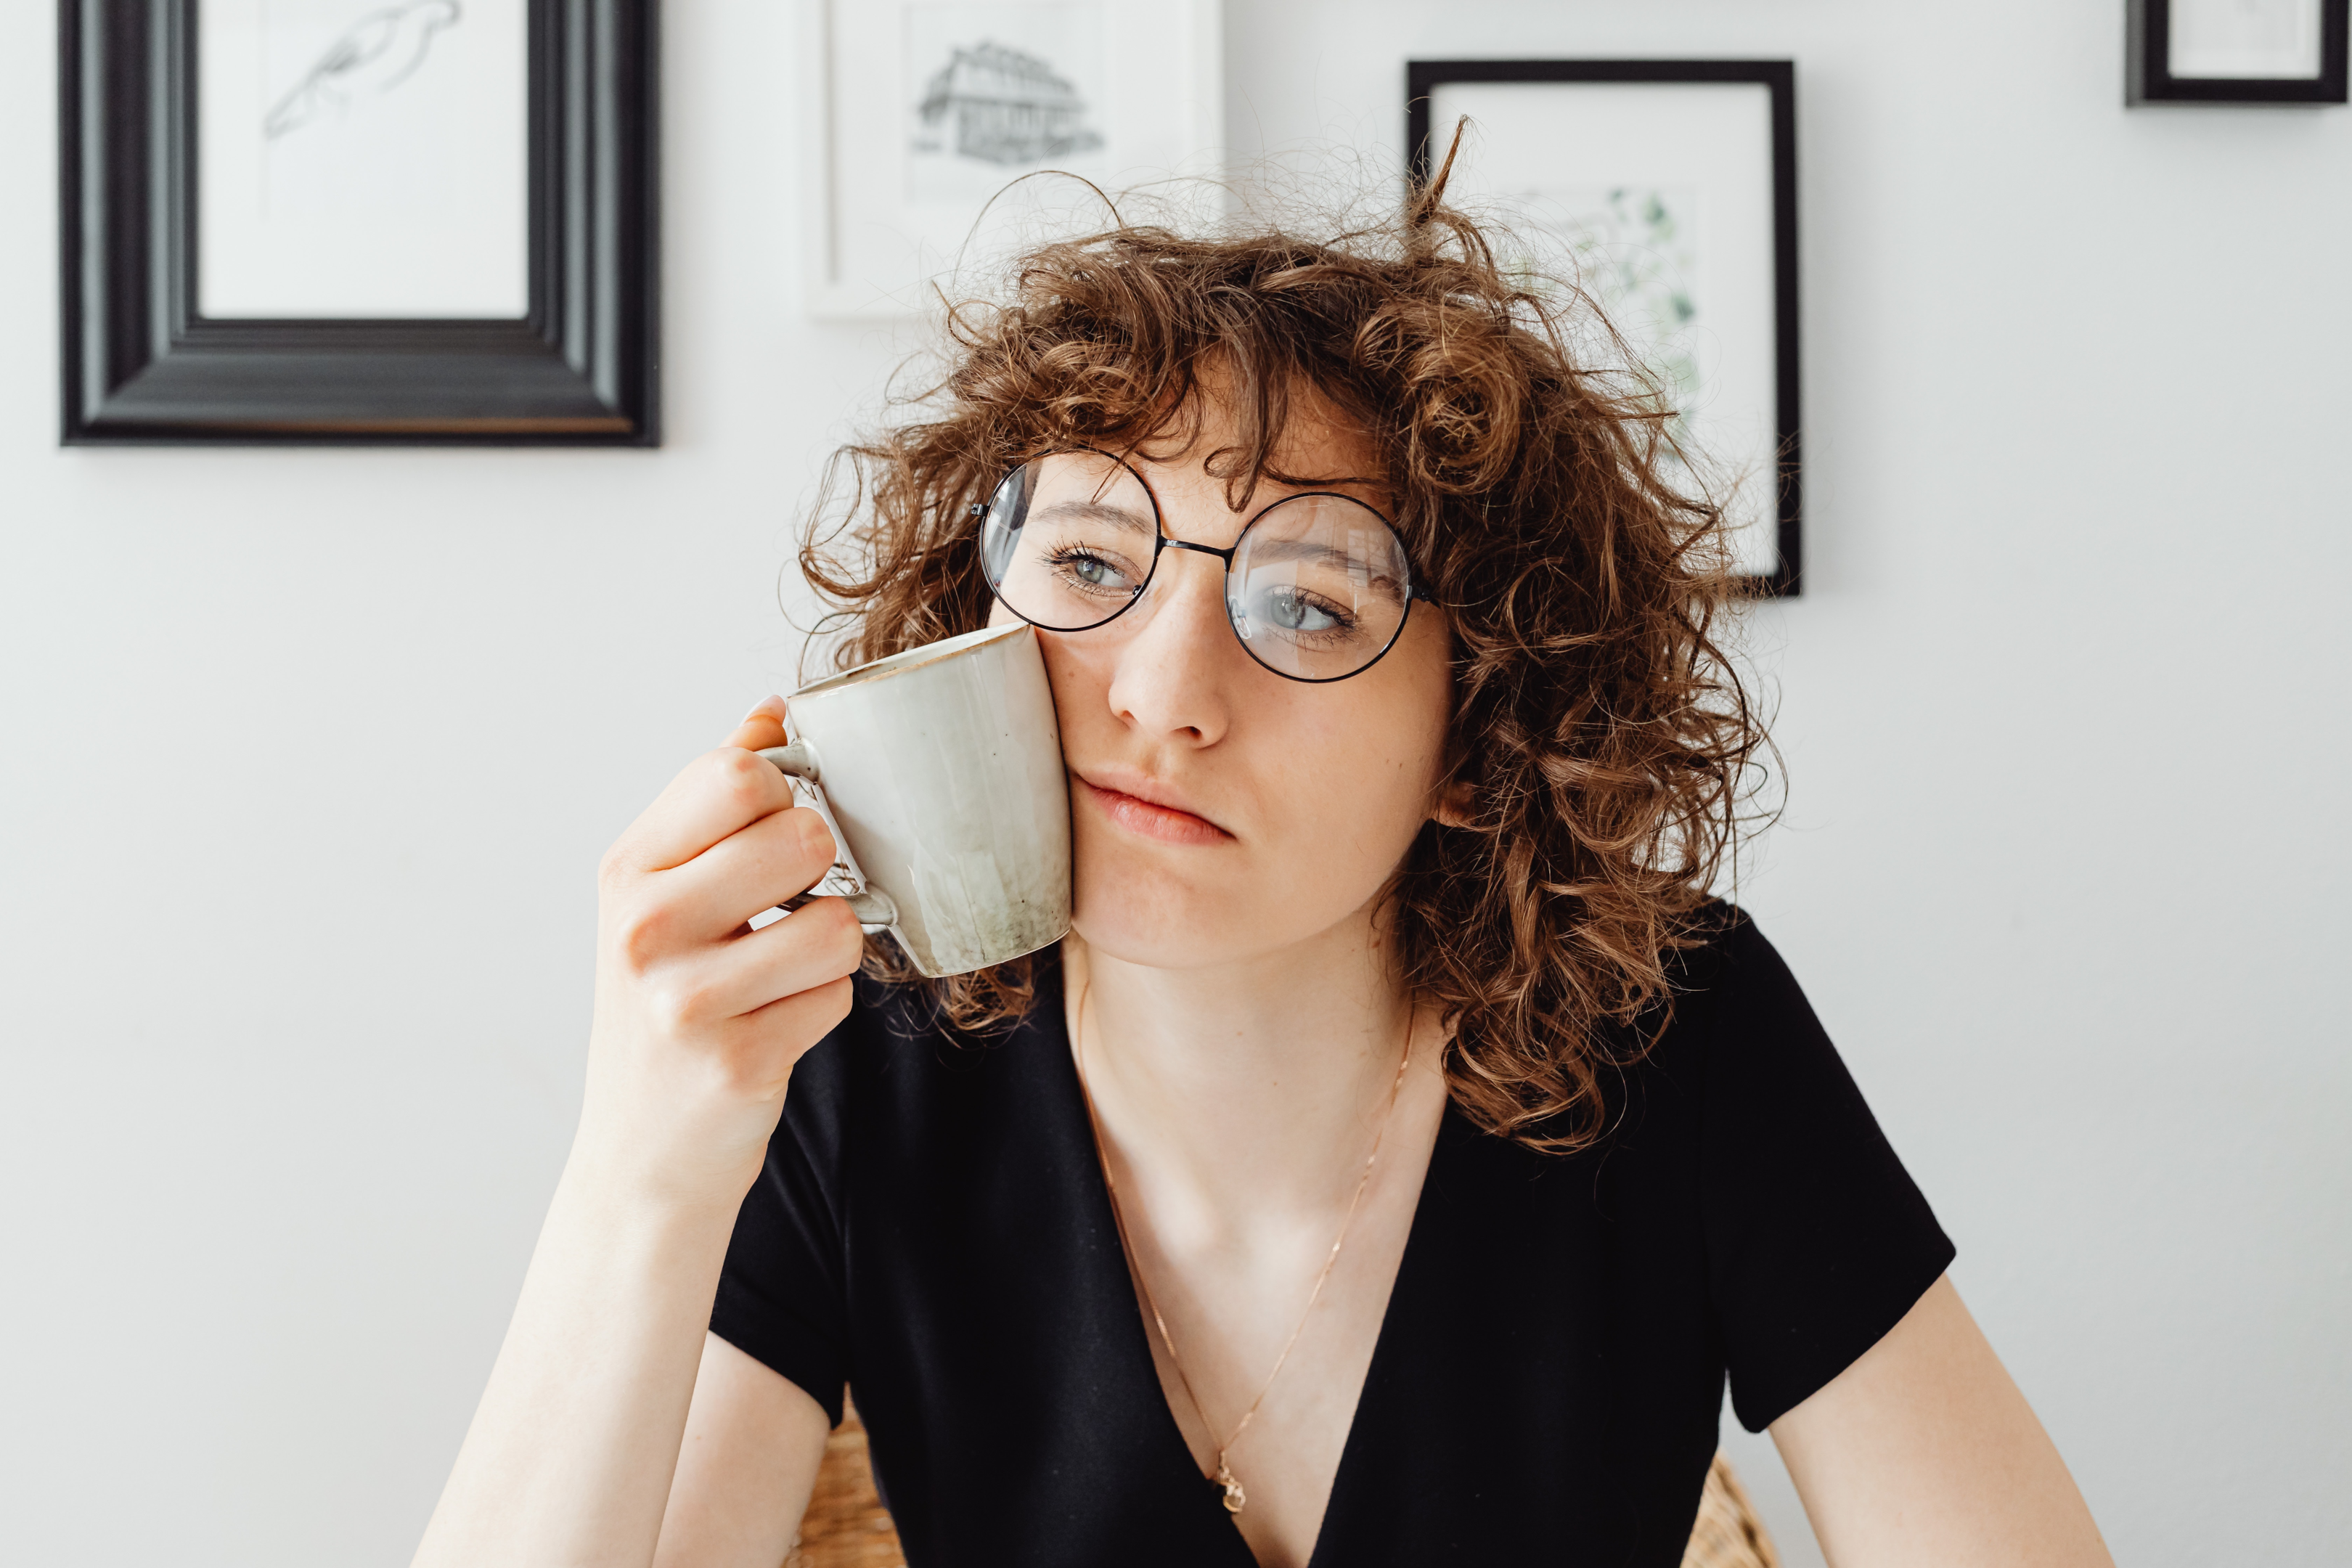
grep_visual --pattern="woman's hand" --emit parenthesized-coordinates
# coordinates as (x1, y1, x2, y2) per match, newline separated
(412, 698, 857, 1568)
(576, 696, 865, 1212)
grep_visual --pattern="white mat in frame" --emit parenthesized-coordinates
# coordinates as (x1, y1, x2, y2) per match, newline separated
(1425, 73, 1793, 584)
(2169, 0, 2325, 78)
(197, 0, 529, 319)
(806, 0, 1223, 319)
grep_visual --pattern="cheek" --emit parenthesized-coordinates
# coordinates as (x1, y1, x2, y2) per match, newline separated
(1022, 626, 1113, 748)
(1261, 686, 1445, 865)
(1270, 629, 1454, 886)
(1308, 616, 1452, 804)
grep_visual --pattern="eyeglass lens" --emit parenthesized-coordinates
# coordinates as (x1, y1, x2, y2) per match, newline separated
(979, 452, 1413, 682)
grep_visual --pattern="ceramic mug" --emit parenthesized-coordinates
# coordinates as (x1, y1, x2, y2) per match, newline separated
(761, 622, 1071, 978)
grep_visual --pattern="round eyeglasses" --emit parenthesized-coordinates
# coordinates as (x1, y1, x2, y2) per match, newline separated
(972, 448, 1422, 684)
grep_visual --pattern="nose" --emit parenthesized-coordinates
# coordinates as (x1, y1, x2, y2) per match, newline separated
(1101, 546, 1236, 747)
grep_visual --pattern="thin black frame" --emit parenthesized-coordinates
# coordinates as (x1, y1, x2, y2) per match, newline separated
(60, 0, 660, 445)
(2128, 0, 2350, 105)
(976, 449, 1426, 685)
(1407, 59, 1802, 596)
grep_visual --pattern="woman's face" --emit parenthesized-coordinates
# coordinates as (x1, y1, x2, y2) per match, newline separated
(989, 399, 1454, 972)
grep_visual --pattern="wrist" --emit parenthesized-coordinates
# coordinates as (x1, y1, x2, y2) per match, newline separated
(566, 1061, 787, 1211)
(555, 1120, 767, 1233)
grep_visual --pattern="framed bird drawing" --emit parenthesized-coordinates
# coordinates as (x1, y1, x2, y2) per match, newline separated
(60, 0, 660, 444)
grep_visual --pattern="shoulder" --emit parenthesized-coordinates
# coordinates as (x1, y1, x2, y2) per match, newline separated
(1609, 902, 1824, 1098)
(1665, 902, 1804, 1016)
(1649, 911, 1956, 1430)
(1584, 905, 1903, 1195)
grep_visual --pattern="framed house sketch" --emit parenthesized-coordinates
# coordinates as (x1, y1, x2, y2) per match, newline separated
(60, 0, 659, 444)
(2128, 0, 2350, 104)
(807, 0, 1222, 319)
(1409, 61, 1801, 594)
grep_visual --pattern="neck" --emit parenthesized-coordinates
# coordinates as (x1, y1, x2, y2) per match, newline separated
(1066, 908, 1424, 1231)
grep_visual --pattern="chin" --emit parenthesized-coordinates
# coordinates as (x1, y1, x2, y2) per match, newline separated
(1067, 841, 1241, 970)
(1071, 894, 1237, 972)
(1066, 836, 1360, 973)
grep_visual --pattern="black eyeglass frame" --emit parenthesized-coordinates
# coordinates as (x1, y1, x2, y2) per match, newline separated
(968, 446, 1427, 685)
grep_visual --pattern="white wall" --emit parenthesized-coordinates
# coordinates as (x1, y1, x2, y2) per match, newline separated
(1, 4, 2344, 1565)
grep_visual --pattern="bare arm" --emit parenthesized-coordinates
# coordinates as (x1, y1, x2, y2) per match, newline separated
(1770, 1273, 2114, 1568)
(412, 702, 857, 1568)
(651, 1334, 832, 1568)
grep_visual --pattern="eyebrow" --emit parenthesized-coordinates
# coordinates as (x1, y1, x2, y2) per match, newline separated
(1030, 499, 1156, 535)
(1259, 465, 1389, 495)
(1243, 535, 1408, 603)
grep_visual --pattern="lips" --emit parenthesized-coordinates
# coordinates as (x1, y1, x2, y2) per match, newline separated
(1074, 772, 1233, 846)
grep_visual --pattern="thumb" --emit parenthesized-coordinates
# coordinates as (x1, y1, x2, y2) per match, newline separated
(722, 694, 788, 753)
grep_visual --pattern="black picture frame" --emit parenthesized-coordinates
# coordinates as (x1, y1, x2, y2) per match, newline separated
(59, 0, 660, 445)
(2128, 0, 2350, 104)
(1407, 60, 1802, 596)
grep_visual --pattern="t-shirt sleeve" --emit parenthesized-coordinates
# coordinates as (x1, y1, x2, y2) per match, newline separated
(709, 1022, 854, 1428)
(1699, 914, 1956, 1432)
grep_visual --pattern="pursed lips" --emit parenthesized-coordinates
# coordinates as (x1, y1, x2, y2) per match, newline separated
(1071, 771, 1234, 846)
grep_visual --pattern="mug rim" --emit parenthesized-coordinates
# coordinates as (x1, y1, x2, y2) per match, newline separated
(791, 621, 1029, 702)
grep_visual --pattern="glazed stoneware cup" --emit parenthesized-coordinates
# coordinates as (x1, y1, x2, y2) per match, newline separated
(761, 622, 1071, 978)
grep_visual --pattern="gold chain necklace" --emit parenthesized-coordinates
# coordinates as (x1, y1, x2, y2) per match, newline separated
(1073, 981, 1415, 1516)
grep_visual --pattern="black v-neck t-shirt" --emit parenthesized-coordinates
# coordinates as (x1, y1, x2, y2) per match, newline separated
(711, 910, 1953, 1565)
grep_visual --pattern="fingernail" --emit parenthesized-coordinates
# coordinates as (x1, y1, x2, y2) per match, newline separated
(742, 694, 786, 722)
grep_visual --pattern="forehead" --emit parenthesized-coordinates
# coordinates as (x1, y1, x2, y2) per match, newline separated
(1122, 386, 1385, 507)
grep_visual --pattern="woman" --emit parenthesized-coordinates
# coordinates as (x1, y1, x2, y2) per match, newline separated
(414, 169, 2115, 1567)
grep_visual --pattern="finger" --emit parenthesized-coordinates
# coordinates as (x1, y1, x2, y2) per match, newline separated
(722, 694, 788, 753)
(666, 806, 842, 939)
(658, 897, 867, 1025)
(747, 972, 858, 1053)
(611, 744, 799, 875)
(716, 975, 859, 1101)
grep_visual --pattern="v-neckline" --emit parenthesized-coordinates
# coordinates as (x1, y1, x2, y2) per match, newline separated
(1037, 964, 1456, 1568)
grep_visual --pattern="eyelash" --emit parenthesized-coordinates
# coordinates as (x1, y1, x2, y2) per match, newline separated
(1259, 587, 1359, 639)
(1043, 544, 1371, 642)
(1048, 546, 1139, 591)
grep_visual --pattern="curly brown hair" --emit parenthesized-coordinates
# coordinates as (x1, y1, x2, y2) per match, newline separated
(799, 156, 1769, 1153)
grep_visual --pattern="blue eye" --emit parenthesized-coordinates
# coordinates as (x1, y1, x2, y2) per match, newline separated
(1254, 587, 1347, 634)
(1054, 549, 1137, 594)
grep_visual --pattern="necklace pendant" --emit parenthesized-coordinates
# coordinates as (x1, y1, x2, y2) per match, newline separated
(1215, 1460, 1246, 1514)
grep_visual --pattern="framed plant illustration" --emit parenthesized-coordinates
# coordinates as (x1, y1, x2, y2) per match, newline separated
(2128, 0, 2350, 104)
(1408, 60, 1801, 595)
(60, 0, 659, 445)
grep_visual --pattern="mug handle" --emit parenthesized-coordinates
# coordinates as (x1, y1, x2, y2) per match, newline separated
(759, 744, 899, 930)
